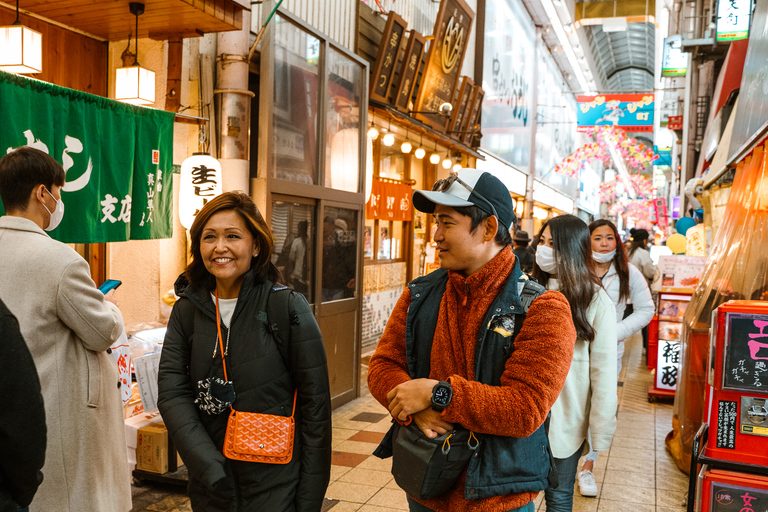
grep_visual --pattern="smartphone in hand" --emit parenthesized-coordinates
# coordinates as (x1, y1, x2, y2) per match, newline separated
(98, 279, 122, 294)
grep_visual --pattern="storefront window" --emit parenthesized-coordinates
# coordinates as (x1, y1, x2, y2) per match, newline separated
(271, 200, 315, 302)
(325, 47, 364, 193)
(273, 16, 320, 184)
(322, 206, 358, 302)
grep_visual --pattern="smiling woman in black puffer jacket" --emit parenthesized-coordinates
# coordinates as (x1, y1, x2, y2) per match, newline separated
(158, 192, 331, 512)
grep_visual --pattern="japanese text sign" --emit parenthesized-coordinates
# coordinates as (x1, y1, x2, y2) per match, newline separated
(370, 12, 407, 104)
(366, 179, 413, 221)
(394, 31, 426, 112)
(711, 482, 768, 511)
(413, 0, 474, 131)
(656, 339, 681, 391)
(662, 35, 688, 77)
(716, 400, 738, 449)
(179, 154, 223, 230)
(654, 197, 669, 231)
(655, 255, 706, 292)
(0, 71, 174, 242)
(668, 115, 684, 131)
(716, 0, 752, 41)
(576, 94, 654, 132)
(724, 313, 768, 392)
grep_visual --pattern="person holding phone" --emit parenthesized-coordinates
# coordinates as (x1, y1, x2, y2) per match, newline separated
(0, 147, 131, 512)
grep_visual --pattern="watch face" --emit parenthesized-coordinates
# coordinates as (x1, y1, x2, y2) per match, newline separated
(433, 386, 450, 405)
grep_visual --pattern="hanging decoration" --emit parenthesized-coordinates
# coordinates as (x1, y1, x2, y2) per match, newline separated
(553, 126, 659, 178)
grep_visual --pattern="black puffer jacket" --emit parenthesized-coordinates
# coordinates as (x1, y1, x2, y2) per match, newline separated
(0, 298, 46, 512)
(158, 271, 332, 511)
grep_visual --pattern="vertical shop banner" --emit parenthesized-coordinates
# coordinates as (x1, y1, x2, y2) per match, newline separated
(366, 179, 413, 221)
(656, 339, 680, 391)
(369, 12, 407, 104)
(394, 31, 426, 112)
(716, 0, 752, 41)
(412, 0, 474, 131)
(0, 71, 174, 243)
(662, 35, 688, 76)
(577, 94, 654, 132)
(653, 197, 669, 230)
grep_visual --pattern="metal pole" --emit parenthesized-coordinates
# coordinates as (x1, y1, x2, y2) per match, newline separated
(247, 0, 284, 62)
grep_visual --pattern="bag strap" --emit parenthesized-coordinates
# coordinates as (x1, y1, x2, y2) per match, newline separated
(215, 287, 298, 418)
(264, 284, 293, 367)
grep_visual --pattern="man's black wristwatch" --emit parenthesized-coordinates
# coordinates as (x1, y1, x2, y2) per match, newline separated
(431, 381, 453, 412)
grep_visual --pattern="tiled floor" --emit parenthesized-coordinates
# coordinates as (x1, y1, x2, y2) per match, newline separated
(130, 331, 689, 512)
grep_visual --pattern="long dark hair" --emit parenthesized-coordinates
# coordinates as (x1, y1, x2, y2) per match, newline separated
(589, 219, 630, 304)
(532, 215, 600, 342)
(627, 228, 649, 259)
(186, 191, 279, 290)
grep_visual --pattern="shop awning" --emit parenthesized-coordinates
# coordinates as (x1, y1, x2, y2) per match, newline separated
(7, 0, 248, 41)
(0, 71, 174, 243)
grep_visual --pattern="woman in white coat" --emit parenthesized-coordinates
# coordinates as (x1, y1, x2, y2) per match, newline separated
(0, 148, 131, 512)
(575, 220, 655, 496)
(533, 215, 617, 512)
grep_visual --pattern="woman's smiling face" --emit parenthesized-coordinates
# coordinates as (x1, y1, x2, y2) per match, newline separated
(200, 209, 257, 297)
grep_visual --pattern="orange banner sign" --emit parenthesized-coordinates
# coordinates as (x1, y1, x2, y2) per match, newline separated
(366, 179, 413, 221)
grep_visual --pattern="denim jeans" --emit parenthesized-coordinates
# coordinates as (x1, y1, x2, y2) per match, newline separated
(407, 496, 534, 512)
(543, 444, 584, 512)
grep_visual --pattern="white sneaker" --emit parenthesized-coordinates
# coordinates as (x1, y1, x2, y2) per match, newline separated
(578, 469, 598, 497)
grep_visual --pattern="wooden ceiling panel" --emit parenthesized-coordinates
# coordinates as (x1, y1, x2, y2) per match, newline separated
(17, 0, 244, 40)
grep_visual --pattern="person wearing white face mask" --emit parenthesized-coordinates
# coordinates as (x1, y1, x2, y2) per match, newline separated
(533, 215, 617, 512)
(572, 220, 654, 498)
(0, 147, 132, 512)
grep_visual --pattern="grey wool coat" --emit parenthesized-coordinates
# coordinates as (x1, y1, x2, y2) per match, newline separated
(0, 216, 132, 512)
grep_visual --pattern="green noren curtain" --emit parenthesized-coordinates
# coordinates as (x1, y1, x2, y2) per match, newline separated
(0, 70, 174, 243)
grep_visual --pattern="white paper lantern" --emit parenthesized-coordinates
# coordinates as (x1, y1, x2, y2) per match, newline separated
(0, 24, 42, 74)
(115, 65, 156, 106)
(179, 154, 222, 230)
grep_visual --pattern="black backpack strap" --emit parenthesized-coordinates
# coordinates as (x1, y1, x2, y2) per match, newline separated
(511, 279, 546, 341)
(519, 279, 545, 313)
(264, 284, 294, 369)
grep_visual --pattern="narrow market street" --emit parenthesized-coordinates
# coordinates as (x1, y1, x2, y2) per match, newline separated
(130, 331, 688, 512)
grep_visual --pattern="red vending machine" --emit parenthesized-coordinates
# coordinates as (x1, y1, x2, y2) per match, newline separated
(704, 301, 768, 467)
(688, 301, 768, 512)
(699, 468, 768, 512)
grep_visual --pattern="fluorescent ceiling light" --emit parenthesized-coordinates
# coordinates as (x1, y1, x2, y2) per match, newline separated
(540, 0, 589, 91)
(603, 18, 628, 32)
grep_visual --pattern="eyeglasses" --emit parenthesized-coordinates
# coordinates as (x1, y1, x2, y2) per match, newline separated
(433, 174, 501, 226)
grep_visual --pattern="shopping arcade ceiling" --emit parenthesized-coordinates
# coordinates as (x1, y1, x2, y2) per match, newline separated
(583, 22, 656, 92)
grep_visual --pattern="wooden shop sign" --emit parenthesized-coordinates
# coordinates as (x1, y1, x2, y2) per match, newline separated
(447, 76, 473, 139)
(370, 12, 408, 104)
(461, 85, 484, 145)
(394, 31, 426, 112)
(413, 0, 474, 131)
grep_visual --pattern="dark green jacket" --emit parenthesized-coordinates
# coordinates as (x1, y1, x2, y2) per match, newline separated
(158, 271, 331, 512)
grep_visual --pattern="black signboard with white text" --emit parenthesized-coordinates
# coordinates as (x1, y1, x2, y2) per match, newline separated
(724, 313, 768, 392)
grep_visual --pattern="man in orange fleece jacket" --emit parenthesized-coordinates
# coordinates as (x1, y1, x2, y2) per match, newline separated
(368, 169, 576, 512)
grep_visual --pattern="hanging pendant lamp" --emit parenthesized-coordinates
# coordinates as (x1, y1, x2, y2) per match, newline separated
(115, 3, 155, 105)
(0, 0, 42, 74)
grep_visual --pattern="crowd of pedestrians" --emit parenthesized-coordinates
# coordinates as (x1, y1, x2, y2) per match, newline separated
(0, 150, 653, 512)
